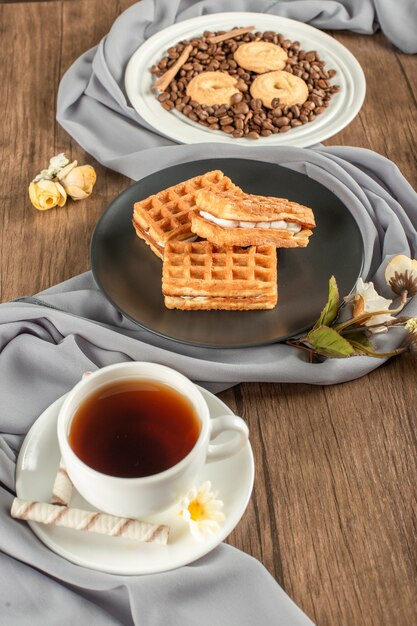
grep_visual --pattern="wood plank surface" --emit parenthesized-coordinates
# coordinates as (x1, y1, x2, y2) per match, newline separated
(0, 2, 416, 625)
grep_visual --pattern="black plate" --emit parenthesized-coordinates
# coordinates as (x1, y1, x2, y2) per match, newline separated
(91, 159, 364, 348)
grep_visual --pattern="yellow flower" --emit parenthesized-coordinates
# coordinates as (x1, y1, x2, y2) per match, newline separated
(405, 317, 417, 332)
(178, 481, 225, 541)
(28, 179, 67, 211)
(58, 161, 97, 200)
(385, 255, 417, 300)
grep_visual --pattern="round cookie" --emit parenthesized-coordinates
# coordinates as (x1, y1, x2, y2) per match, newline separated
(250, 71, 309, 108)
(186, 71, 240, 106)
(234, 42, 288, 74)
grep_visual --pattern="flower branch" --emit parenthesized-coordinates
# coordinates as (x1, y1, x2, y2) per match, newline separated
(288, 255, 417, 361)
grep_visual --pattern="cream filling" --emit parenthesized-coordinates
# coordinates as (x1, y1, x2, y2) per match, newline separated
(180, 295, 267, 301)
(199, 211, 302, 233)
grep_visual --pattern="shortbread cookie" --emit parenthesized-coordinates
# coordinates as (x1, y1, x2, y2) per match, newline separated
(132, 170, 241, 259)
(186, 72, 240, 106)
(162, 241, 278, 310)
(191, 188, 315, 248)
(250, 70, 309, 108)
(234, 42, 287, 73)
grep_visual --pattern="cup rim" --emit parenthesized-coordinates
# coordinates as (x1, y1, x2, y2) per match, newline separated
(57, 362, 210, 484)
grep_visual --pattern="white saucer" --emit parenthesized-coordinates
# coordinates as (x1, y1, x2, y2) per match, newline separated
(125, 12, 366, 148)
(15, 387, 254, 575)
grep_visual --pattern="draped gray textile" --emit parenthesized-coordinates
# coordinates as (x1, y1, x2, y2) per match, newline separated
(56, 0, 417, 179)
(0, 145, 416, 624)
(3, 2, 417, 624)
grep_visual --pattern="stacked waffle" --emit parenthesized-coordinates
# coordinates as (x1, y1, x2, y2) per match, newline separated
(132, 170, 315, 311)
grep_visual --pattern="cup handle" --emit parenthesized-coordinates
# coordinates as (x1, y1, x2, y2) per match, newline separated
(206, 415, 249, 462)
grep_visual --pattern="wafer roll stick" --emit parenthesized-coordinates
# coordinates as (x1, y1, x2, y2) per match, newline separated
(11, 498, 170, 544)
(208, 27, 255, 44)
(153, 44, 193, 92)
(51, 460, 73, 506)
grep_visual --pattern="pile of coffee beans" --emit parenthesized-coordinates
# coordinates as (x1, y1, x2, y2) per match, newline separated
(150, 28, 339, 139)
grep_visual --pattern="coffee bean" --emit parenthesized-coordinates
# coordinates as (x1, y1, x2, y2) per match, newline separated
(271, 98, 280, 108)
(155, 28, 339, 140)
(215, 107, 227, 117)
(275, 116, 290, 127)
(234, 101, 249, 114)
(231, 92, 243, 104)
(303, 101, 316, 111)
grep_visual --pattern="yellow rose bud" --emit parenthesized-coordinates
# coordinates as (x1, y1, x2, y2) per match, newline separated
(58, 163, 97, 200)
(28, 180, 67, 211)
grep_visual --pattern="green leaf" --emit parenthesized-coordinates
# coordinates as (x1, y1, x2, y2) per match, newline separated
(313, 276, 340, 330)
(307, 325, 355, 358)
(342, 331, 374, 354)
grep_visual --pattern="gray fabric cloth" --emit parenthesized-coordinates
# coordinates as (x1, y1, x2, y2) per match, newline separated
(3, 2, 416, 623)
(0, 147, 416, 625)
(56, 0, 417, 178)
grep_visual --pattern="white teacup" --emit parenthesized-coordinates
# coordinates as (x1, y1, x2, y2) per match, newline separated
(57, 362, 249, 518)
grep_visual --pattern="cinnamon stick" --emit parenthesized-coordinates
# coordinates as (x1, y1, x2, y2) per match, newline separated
(207, 26, 255, 44)
(153, 44, 193, 92)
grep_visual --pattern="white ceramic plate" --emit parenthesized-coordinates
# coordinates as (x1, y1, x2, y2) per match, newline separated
(15, 388, 254, 575)
(125, 12, 366, 148)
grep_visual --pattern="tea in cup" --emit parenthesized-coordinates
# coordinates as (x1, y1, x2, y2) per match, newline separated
(57, 362, 249, 517)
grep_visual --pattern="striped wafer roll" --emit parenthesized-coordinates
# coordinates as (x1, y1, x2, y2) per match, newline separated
(51, 460, 73, 506)
(11, 498, 169, 545)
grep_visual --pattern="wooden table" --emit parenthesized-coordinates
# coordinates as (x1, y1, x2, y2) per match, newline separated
(1, 2, 416, 624)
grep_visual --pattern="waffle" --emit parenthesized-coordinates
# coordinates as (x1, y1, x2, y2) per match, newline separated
(162, 241, 278, 310)
(132, 170, 241, 259)
(191, 188, 315, 248)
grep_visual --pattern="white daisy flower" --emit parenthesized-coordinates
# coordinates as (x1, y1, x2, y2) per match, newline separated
(178, 481, 225, 541)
